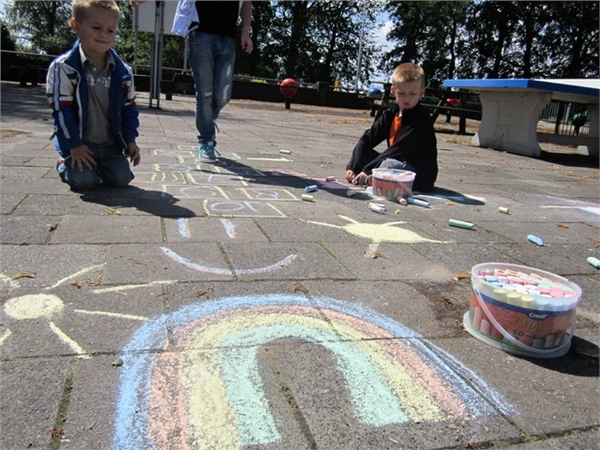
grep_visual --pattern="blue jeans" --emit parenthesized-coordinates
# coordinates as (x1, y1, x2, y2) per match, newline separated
(188, 30, 236, 146)
(59, 144, 134, 190)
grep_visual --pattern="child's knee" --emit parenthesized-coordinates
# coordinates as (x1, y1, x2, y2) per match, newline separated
(64, 168, 101, 190)
(103, 171, 134, 188)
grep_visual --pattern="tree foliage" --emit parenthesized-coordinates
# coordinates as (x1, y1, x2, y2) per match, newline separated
(2, 0, 598, 88)
(383, 0, 599, 87)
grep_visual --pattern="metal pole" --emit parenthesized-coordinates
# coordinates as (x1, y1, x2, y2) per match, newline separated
(149, 0, 163, 108)
(156, 0, 165, 108)
(133, 6, 139, 74)
(355, 0, 366, 92)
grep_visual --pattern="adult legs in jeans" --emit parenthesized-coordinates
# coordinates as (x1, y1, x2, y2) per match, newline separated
(188, 32, 235, 146)
(60, 144, 133, 190)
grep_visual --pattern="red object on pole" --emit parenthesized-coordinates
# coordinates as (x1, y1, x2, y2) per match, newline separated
(280, 78, 297, 99)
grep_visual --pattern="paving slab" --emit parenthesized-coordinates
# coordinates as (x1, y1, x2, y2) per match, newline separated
(1, 80, 598, 449)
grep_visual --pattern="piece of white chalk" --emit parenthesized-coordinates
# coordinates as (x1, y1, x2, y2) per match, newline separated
(449, 219, 475, 230)
(527, 234, 544, 246)
(498, 207, 510, 214)
(369, 204, 386, 214)
(279, 149, 291, 154)
(398, 198, 407, 206)
(587, 256, 600, 269)
(407, 197, 430, 208)
(301, 194, 313, 202)
(347, 190, 358, 197)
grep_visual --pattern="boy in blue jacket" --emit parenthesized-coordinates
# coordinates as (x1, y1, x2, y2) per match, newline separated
(47, 0, 140, 190)
(345, 63, 438, 192)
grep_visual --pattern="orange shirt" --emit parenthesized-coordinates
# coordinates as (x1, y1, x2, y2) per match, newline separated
(389, 114, 402, 145)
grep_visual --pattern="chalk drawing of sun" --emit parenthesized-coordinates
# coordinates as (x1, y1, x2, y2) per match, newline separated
(306, 215, 450, 256)
(307, 215, 448, 244)
(113, 294, 512, 450)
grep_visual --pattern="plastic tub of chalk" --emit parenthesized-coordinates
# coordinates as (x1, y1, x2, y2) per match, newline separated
(464, 262, 582, 358)
(371, 169, 415, 201)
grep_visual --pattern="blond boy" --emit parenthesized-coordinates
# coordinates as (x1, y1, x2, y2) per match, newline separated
(47, 0, 140, 190)
(345, 63, 438, 192)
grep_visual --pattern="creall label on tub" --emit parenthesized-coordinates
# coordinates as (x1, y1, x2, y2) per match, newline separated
(469, 291, 574, 349)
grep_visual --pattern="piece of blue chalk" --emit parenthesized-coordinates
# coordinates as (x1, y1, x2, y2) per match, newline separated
(527, 234, 544, 246)
(305, 185, 318, 193)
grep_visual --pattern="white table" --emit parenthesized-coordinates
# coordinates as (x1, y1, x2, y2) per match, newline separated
(442, 79, 599, 158)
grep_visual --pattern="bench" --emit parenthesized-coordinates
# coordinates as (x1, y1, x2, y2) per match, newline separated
(9, 65, 47, 87)
(163, 73, 195, 100)
(442, 78, 599, 158)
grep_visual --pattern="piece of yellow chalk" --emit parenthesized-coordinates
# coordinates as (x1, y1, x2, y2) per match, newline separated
(498, 207, 510, 214)
(301, 194, 313, 202)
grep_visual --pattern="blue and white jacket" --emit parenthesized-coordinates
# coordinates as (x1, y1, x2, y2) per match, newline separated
(46, 40, 139, 158)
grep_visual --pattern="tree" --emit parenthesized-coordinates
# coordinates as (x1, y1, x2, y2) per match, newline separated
(3, 0, 73, 55)
(383, 1, 469, 87)
(541, 2, 599, 78)
(1, 20, 17, 52)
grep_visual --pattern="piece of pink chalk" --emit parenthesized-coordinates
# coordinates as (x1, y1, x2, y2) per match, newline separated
(480, 319, 492, 335)
(325, 176, 336, 181)
(538, 287, 551, 294)
(550, 288, 564, 298)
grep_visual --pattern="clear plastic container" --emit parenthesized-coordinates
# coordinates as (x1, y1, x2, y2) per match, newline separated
(465, 262, 582, 358)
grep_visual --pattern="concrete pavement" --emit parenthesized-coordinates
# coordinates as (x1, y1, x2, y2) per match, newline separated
(1, 80, 599, 450)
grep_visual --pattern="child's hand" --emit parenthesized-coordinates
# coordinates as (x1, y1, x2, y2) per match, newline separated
(70, 145, 96, 172)
(352, 171, 369, 186)
(127, 143, 141, 166)
(345, 170, 356, 183)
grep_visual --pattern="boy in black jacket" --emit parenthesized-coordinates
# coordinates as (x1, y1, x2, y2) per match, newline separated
(345, 63, 438, 191)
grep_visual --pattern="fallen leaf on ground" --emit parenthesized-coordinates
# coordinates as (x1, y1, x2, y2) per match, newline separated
(47, 223, 59, 231)
(128, 257, 143, 264)
(188, 290, 209, 298)
(371, 252, 387, 259)
(70, 281, 83, 288)
(293, 282, 309, 293)
(436, 297, 453, 305)
(11, 272, 36, 279)
(557, 224, 569, 229)
(452, 273, 470, 281)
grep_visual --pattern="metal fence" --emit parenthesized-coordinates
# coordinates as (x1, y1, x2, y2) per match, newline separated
(538, 101, 590, 136)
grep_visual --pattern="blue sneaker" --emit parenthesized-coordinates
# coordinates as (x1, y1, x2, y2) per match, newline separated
(198, 142, 217, 162)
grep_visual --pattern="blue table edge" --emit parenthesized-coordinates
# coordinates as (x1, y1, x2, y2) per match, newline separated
(442, 78, 599, 97)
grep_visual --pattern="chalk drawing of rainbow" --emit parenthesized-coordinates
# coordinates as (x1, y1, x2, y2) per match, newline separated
(113, 294, 511, 449)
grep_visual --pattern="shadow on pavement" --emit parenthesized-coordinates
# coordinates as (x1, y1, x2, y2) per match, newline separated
(415, 186, 486, 205)
(518, 336, 599, 377)
(205, 157, 481, 206)
(79, 185, 197, 217)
